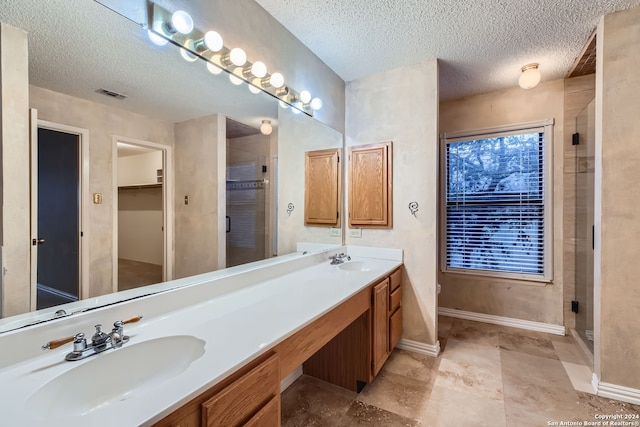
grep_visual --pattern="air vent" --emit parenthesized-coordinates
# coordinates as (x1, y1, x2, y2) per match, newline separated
(95, 88, 127, 100)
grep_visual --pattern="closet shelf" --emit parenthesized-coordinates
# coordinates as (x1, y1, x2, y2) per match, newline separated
(118, 183, 162, 191)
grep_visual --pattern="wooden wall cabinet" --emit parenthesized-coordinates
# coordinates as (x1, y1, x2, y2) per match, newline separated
(348, 141, 392, 228)
(304, 148, 341, 226)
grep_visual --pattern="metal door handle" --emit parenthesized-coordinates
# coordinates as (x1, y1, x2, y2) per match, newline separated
(226, 216, 230, 233)
(32, 238, 45, 246)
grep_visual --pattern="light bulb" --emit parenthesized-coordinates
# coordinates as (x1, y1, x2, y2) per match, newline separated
(180, 48, 198, 62)
(279, 100, 289, 109)
(310, 97, 323, 111)
(518, 63, 541, 89)
(291, 102, 303, 114)
(171, 10, 194, 35)
(229, 48, 247, 66)
(269, 72, 284, 88)
(251, 61, 267, 78)
(260, 120, 273, 135)
(299, 90, 312, 104)
(229, 73, 243, 85)
(206, 62, 222, 75)
(147, 30, 168, 46)
(203, 31, 223, 52)
(249, 85, 261, 94)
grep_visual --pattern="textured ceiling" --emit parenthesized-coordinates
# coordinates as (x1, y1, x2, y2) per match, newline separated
(255, 0, 640, 100)
(0, 0, 277, 132)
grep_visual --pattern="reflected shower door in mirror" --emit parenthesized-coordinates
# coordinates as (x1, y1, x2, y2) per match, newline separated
(0, 0, 345, 331)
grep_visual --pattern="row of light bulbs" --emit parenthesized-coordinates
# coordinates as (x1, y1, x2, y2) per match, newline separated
(147, 6, 322, 114)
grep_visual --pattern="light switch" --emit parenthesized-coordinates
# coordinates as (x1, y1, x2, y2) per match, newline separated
(93, 193, 103, 204)
(184, 195, 189, 205)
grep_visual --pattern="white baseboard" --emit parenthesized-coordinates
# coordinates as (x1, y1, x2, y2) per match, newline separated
(438, 307, 566, 336)
(397, 339, 441, 357)
(592, 373, 640, 405)
(280, 365, 303, 392)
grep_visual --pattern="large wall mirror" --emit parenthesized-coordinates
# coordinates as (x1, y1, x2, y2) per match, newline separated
(0, 0, 344, 332)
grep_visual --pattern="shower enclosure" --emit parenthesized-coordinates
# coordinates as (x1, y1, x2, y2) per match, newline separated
(574, 99, 595, 354)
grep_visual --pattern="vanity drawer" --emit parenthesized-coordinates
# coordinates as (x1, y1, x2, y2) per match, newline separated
(389, 286, 402, 313)
(243, 395, 280, 427)
(390, 268, 402, 292)
(201, 353, 279, 426)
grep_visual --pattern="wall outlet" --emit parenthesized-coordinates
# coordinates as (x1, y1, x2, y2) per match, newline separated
(349, 228, 362, 238)
(329, 227, 341, 237)
(93, 193, 102, 204)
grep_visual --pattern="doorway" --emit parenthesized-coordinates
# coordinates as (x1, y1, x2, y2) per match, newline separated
(30, 116, 89, 310)
(574, 99, 595, 356)
(112, 137, 173, 292)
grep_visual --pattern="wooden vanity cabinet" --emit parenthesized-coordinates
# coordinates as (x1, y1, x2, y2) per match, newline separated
(371, 267, 403, 377)
(153, 352, 280, 427)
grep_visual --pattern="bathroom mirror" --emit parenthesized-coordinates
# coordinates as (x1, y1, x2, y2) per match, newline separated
(0, 0, 344, 332)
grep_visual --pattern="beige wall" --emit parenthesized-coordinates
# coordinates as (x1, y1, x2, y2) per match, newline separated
(595, 4, 640, 389)
(563, 74, 596, 330)
(345, 60, 440, 345)
(174, 114, 226, 277)
(0, 23, 30, 316)
(439, 80, 565, 326)
(278, 108, 344, 255)
(30, 85, 174, 298)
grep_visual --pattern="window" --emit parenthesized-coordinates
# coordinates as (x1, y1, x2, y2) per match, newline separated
(441, 120, 553, 281)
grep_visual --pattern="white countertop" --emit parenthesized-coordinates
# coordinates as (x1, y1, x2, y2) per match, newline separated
(0, 246, 402, 426)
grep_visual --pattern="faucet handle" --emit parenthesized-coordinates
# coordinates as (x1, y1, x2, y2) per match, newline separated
(121, 315, 143, 325)
(42, 334, 76, 350)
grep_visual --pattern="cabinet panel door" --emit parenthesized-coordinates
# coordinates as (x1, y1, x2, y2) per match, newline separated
(201, 353, 279, 427)
(243, 395, 279, 427)
(389, 307, 403, 351)
(372, 278, 389, 377)
(348, 142, 392, 228)
(305, 148, 341, 226)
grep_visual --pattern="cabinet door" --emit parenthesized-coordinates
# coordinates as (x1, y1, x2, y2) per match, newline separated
(304, 148, 341, 226)
(372, 278, 390, 377)
(348, 141, 392, 228)
(389, 306, 402, 351)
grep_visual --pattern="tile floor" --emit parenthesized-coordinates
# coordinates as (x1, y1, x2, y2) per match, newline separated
(117, 258, 163, 291)
(281, 316, 640, 426)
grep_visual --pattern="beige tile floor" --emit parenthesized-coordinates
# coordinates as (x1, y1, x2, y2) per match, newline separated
(281, 316, 640, 426)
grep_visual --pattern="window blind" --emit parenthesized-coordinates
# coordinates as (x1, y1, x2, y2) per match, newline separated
(445, 132, 545, 275)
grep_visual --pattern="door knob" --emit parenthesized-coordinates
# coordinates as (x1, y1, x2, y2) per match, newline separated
(32, 238, 45, 246)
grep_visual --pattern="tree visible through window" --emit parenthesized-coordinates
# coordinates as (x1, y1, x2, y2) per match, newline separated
(444, 126, 550, 278)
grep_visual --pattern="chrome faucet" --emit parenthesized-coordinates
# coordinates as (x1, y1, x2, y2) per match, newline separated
(329, 253, 351, 265)
(42, 315, 143, 361)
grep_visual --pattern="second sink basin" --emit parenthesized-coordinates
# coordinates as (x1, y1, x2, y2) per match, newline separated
(338, 261, 377, 272)
(26, 335, 205, 419)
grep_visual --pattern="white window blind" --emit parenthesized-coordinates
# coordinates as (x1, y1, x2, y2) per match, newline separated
(443, 124, 551, 279)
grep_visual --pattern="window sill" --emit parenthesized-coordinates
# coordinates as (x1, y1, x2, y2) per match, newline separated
(441, 269, 552, 287)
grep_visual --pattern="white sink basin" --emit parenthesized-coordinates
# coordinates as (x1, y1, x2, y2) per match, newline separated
(338, 261, 377, 272)
(26, 335, 205, 419)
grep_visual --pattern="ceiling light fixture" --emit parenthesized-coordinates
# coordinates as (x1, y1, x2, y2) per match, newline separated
(260, 120, 273, 135)
(148, 3, 319, 116)
(519, 63, 541, 89)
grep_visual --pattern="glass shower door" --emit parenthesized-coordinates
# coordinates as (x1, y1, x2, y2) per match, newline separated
(574, 99, 595, 354)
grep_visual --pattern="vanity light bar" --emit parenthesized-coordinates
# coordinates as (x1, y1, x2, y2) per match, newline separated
(147, 2, 320, 116)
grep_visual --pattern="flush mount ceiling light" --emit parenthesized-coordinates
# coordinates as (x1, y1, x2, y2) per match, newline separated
(519, 63, 541, 89)
(147, 2, 320, 116)
(260, 120, 273, 135)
